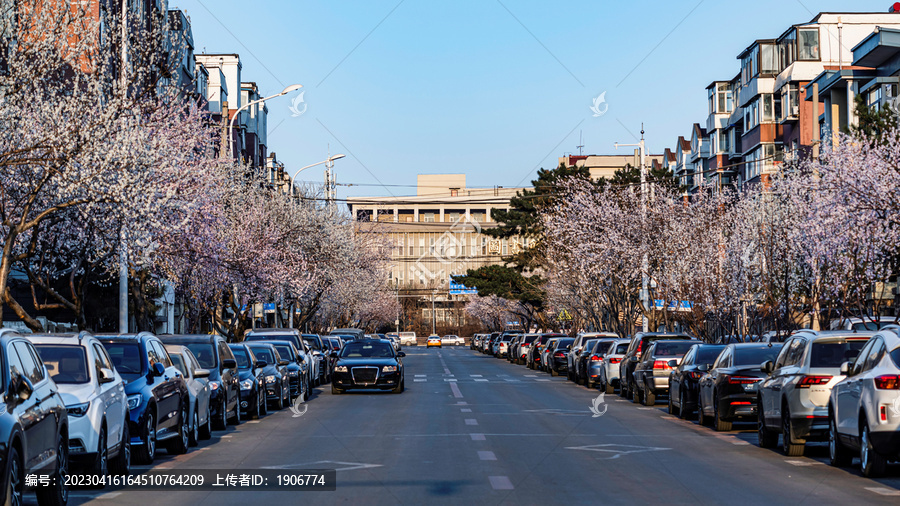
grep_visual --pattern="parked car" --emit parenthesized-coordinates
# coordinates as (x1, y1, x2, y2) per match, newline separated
(245, 327, 313, 378)
(546, 338, 575, 376)
(668, 344, 726, 419)
(0, 329, 70, 505)
(244, 343, 292, 410)
(568, 333, 618, 382)
(427, 335, 442, 348)
(98, 333, 189, 464)
(527, 334, 561, 370)
(159, 334, 240, 429)
(302, 334, 328, 385)
(329, 328, 366, 341)
(540, 338, 561, 371)
(513, 334, 539, 365)
(633, 340, 696, 405)
(228, 344, 267, 420)
(828, 327, 900, 476)
(597, 339, 631, 394)
(619, 333, 694, 400)
(331, 339, 405, 394)
(484, 332, 501, 354)
(442, 335, 464, 346)
(29, 332, 130, 477)
(506, 335, 523, 363)
(494, 332, 519, 358)
(697, 343, 783, 430)
(828, 317, 898, 331)
(268, 340, 310, 402)
(164, 345, 212, 446)
(758, 330, 873, 456)
(471, 334, 483, 350)
(576, 338, 620, 387)
(387, 335, 401, 352)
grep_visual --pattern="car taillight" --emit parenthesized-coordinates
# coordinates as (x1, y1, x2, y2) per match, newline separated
(689, 371, 702, 380)
(652, 360, 671, 370)
(636, 342, 642, 355)
(590, 355, 602, 362)
(609, 357, 621, 364)
(797, 375, 832, 388)
(554, 352, 565, 358)
(728, 376, 761, 385)
(880, 405, 888, 422)
(874, 375, 900, 389)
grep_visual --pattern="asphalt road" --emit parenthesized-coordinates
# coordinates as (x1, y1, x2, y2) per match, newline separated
(45, 346, 900, 505)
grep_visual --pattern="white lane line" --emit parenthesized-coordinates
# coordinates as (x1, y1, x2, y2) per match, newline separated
(465, 419, 478, 426)
(536, 379, 551, 382)
(478, 451, 497, 461)
(474, 379, 489, 382)
(866, 487, 900, 496)
(221, 435, 233, 438)
(461, 408, 472, 413)
(456, 401, 468, 405)
(246, 420, 261, 424)
(470, 375, 483, 377)
(470, 433, 486, 441)
(524, 375, 537, 377)
(415, 374, 426, 377)
(414, 379, 427, 382)
(489, 476, 514, 490)
(450, 382, 464, 398)
(445, 378, 458, 382)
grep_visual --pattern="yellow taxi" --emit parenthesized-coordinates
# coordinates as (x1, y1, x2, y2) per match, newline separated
(426, 335, 442, 348)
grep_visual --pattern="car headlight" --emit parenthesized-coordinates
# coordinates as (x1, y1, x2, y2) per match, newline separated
(209, 380, 220, 390)
(66, 402, 91, 417)
(265, 375, 276, 384)
(241, 379, 255, 390)
(382, 366, 398, 373)
(127, 394, 142, 410)
(334, 366, 348, 373)
(288, 371, 298, 377)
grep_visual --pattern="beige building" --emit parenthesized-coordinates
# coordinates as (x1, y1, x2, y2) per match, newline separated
(559, 153, 665, 180)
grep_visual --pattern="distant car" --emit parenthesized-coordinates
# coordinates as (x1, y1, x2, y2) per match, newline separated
(442, 335, 464, 346)
(399, 332, 417, 347)
(568, 333, 618, 382)
(506, 335, 523, 362)
(829, 328, 900, 477)
(164, 345, 212, 445)
(29, 332, 130, 478)
(515, 334, 540, 365)
(578, 338, 620, 388)
(244, 343, 292, 410)
(597, 339, 631, 393)
(527, 334, 562, 370)
(697, 343, 783, 430)
(427, 335, 442, 348)
(98, 333, 189, 464)
(268, 340, 311, 402)
(386, 335, 401, 352)
(546, 338, 575, 376)
(619, 333, 695, 400)
(228, 344, 267, 420)
(0, 329, 70, 505)
(668, 344, 726, 419)
(302, 334, 328, 385)
(632, 340, 696, 405)
(159, 334, 240, 429)
(758, 330, 873, 456)
(329, 328, 366, 341)
(494, 332, 519, 358)
(331, 340, 405, 394)
(828, 317, 898, 331)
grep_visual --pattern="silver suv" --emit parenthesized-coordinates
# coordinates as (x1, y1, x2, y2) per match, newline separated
(757, 330, 874, 456)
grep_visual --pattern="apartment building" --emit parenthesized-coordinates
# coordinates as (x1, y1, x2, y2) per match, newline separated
(558, 153, 664, 181)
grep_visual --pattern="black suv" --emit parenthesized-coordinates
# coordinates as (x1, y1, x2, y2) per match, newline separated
(0, 329, 69, 506)
(159, 335, 240, 429)
(98, 332, 189, 464)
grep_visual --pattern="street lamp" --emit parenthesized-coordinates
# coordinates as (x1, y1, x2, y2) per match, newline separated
(289, 153, 346, 197)
(228, 84, 303, 160)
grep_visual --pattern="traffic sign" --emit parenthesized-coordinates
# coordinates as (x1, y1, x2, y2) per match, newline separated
(557, 309, 573, 321)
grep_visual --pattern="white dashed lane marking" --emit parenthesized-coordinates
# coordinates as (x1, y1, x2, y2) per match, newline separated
(461, 408, 472, 413)
(478, 451, 497, 461)
(489, 476, 514, 490)
(465, 419, 479, 426)
(470, 433, 486, 441)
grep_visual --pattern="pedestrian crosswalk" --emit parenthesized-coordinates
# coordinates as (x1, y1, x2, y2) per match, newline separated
(408, 374, 569, 383)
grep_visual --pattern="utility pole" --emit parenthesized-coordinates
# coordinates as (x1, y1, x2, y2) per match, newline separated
(431, 290, 436, 335)
(118, 1, 129, 334)
(615, 125, 649, 332)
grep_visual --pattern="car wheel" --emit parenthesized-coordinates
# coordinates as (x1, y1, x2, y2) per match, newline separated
(667, 388, 676, 415)
(713, 393, 732, 431)
(331, 383, 344, 395)
(678, 387, 690, 420)
(643, 381, 656, 406)
(213, 399, 227, 430)
(259, 390, 268, 416)
(36, 436, 67, 506)
(228, 395, 241, 425)
(550, 366, 559, 377)
(199, 403, 212, 440)
(392, 379, 404, 394)
(190, 406, 200, 446)
(698, 398, 709, 426)
(6, 445, 23, 506)
(828, 412, 852, 467)
(757, 399, 778, 448)
(861, 420, 887, 477)
(89, 426, 108, 481)
(109, 423, 130, 476)
(251, 392, 261, 420)
(133, 411, 156, 464)
(167, 406, 189, 455)
(605, 377, 615, 395)
(304, 377, 311, 402)
(567, 368, 574, 381)
(781, 405, 805, 456)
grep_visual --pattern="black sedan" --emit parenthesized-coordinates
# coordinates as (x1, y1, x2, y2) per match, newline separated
(244, 343, 292, 410)
(668, 344, 725, 419)
(229, 344, 267, 419)
(697, 342, 784, 431)
(331, 340, 405, 394)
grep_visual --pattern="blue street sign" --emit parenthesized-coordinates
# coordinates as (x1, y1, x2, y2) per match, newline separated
(449, 278, 478, 295)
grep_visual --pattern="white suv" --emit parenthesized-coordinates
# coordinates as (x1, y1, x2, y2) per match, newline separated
(441, 335, 464, 346)
(828, 327, 900, 477)
(399, 332, 417, 347)
(29, 332, 130, 475)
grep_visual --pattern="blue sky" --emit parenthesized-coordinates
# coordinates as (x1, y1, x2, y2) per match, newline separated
(176, 0, 894, 199)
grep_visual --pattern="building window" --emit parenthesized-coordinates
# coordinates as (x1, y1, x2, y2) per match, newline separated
(779, 31, 796, 69)
(423, 212, 435, 223)
(761, 94, 779, 123)
(797, 28, 819, 61)
(450, 188, 459, 197)
(781, 83, 799, 120)
(759, 43, 778, 75)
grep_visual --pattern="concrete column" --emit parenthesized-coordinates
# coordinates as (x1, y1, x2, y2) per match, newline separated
(439, 208, 445, 223)
(414, 208, 419, 222)
(393, 206, 399, 222)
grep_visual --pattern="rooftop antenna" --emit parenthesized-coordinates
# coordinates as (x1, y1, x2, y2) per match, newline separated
(576, 130, 584, 156)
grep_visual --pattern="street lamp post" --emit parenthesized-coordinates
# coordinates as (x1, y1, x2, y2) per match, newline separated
(289, 154, 346, 197)
(615, 126, 649, 332)
(227, 84, 303, 161)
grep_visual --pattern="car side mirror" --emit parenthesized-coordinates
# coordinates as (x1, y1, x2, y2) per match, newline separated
(760, 360, 774, 375)
(99, 368, 116, 384)
(279, 360, 290, 366)
(152, 362, 166, 377)
(667, 360, 678, 368)
(222, 359, 237, 370)
(840, 361, 850, 376)
(255, 360, 267, 368)
(16, 376, 33, 402)
(194, 368, 211, 378)
(397, 352, 406, 358)
(697, 364, 709, 373)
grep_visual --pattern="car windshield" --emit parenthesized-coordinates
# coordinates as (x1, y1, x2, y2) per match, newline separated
(102, 343, 143, 380)
(734, 346, 782, 366)
(231, 347, 252, 369)
(697, 346, 726, 363)
(248, 346, 277, 365)
(303, 338, 321, 351)
(273, 345, 295, 360)
(554, 339, 575, 349)
(34, 345, 89, 384)
(810, 340, 869, 368)
(340, 342, 395, 358)
(652, 341, 694, 357)
(523, 335, 538, 343)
